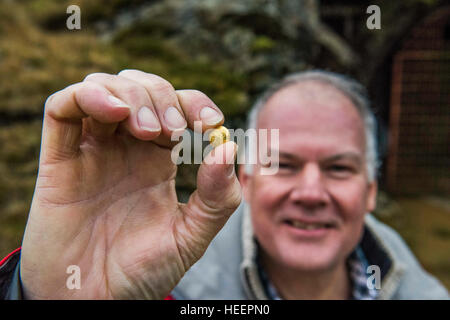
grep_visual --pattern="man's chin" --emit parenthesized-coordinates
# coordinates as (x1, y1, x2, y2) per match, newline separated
(276, 244, 342, 273)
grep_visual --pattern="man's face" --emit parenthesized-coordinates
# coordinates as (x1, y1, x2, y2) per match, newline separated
(240, 81, 377, 272)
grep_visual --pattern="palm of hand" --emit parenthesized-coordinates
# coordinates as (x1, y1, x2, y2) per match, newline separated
(24, 134, 203, 299)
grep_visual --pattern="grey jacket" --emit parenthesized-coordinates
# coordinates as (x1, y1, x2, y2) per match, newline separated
(172, 202, 449, 300)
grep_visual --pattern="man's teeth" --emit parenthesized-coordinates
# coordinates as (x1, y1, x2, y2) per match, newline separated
(290, 221, 327, 230)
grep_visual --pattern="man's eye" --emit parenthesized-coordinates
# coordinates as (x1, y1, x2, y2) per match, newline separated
(326, 165, 355, 178)
(329, 165, 351, 172)
(279, 163, 295, 169)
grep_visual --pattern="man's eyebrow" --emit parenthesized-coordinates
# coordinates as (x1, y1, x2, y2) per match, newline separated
(276, 151, 363, 164)
(277, 151, 300, 161)
(322, 152, 363, 164)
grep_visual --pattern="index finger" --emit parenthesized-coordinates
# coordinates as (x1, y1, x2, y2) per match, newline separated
(118, 70, 224, 132)
(176, 89, 225, 132)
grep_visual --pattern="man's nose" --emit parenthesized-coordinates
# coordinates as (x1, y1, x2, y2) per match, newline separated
(289, 163, 328, 209)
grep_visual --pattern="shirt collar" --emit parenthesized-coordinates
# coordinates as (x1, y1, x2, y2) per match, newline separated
(256, 243, 379, 300)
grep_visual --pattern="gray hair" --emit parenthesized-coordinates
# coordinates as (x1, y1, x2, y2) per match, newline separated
(245, 70, 379, 182)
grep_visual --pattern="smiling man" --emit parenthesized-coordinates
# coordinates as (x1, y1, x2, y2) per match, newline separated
(171, 70, 449, 300)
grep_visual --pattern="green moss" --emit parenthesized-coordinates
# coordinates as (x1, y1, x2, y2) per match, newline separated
(117, 36, 184, 61)
(251, 36, 275, 53)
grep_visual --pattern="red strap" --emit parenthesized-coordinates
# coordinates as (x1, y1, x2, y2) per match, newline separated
(0, 247, 21, 267)
(164, 294, 175, 300)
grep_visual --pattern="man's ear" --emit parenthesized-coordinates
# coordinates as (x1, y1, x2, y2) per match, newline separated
(366, 180, 378, 213)
(238, 165, 252, 203)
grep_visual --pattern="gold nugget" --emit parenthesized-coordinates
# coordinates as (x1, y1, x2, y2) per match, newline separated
(209, 126, 230, 147)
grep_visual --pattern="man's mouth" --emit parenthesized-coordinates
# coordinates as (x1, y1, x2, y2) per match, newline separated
(284, 220, 334, 230)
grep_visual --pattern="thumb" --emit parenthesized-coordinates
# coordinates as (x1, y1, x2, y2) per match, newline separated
(181, 141, 241, 253)
(197, 141, 241, 214)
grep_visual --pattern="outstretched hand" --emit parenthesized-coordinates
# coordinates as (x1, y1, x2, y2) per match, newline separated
(20, 70, 241, 299)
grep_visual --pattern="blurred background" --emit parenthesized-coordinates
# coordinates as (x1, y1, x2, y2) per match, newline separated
(0, 0, 448, 289)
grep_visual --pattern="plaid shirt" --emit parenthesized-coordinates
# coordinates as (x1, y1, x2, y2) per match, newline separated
(258, 245, 379, 300)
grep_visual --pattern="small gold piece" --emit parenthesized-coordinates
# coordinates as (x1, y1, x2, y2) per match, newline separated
(209, 126, 230, 147)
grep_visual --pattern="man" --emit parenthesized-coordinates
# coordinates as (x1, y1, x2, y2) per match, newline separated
(171, 71, 449, 299)
(0, 70, 448, 299)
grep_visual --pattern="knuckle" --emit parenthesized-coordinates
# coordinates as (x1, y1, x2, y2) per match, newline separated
(179, 89, 215, 106)
(44, 82, 82, 115)
(44, 82, 78, 109)
(152, 79, 175, 94)
(122, 82, 147, 101)
(77, 81, 102, 97)
(189, 89, 208, 98)
(117, 69, 141, 77)
(44, 92, 58, 110)
(83, 72, 110, 82)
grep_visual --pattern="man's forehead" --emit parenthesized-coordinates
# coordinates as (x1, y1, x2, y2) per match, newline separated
(255, 80, 367, 156)
(271, 80, 349, 102)
(257, 81, 363, 131)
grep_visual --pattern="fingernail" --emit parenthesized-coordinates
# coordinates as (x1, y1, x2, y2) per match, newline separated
(200, 107, 222, 126)
(108, 95, 130, 109)
(138, 106, 161, 132)
(164, 106, 187, 131)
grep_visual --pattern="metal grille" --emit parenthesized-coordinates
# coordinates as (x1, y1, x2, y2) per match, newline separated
(387, 6, 450, 195)
(388, 51, 450, 194)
